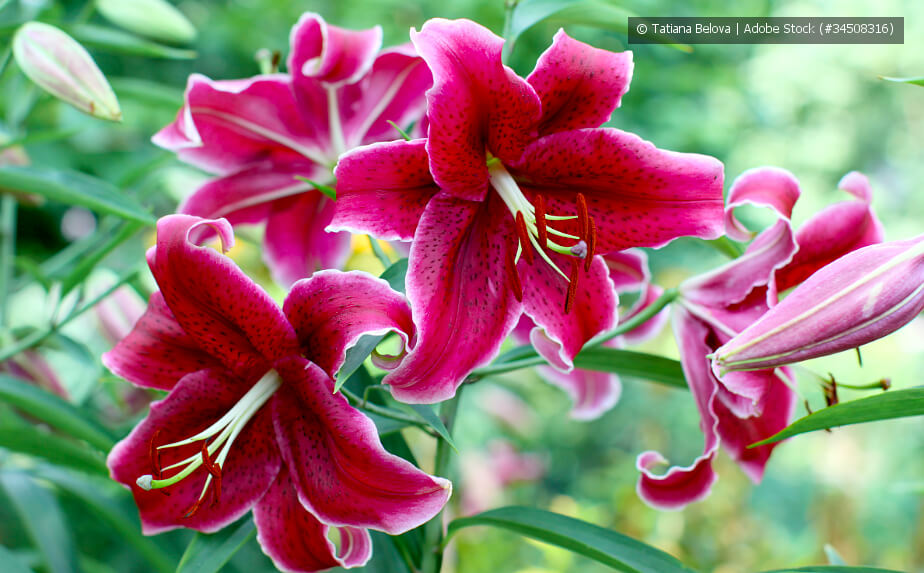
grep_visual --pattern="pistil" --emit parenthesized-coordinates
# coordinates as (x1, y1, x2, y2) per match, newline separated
(136, 371, 282, 517)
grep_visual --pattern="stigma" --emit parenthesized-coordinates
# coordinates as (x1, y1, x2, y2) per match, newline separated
(135, 371, 282, 518)
(487, 160, 597, 313)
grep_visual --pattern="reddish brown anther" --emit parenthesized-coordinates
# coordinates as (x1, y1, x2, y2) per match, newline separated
(515, 212, 534, 264)
(576, 193, 589, 241)
(534, 195, 548, 248)
(564, 259, 581, 314)
(584, 217, 597, 272)
(149, 429, 163, 480)
(505, 240, 523, 302)
(200, 442, 223, 504)
(823, 379, 839, 407)
(880, 378, 891, 391)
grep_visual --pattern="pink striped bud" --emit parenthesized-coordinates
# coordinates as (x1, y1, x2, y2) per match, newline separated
(714, 235, 924, 372)
(13, 22, 121, 121)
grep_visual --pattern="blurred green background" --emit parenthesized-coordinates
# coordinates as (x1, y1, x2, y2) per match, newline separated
(0, 0, 921, 572)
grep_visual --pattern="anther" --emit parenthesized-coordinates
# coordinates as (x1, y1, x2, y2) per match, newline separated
(149, 429, 163, 479)
(200, 442, 223, 504)
(534, 195, 548, 248)
(505, 241, 523, 302)
(584, 217, 597, 272)
(564, 259, 581, 314)
(515, 212, 534, 264)
(576, 193, 589, 241)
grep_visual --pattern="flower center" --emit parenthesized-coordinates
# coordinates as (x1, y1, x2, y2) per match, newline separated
(487, 158, 597, 313)
(136, 371, 282, 518)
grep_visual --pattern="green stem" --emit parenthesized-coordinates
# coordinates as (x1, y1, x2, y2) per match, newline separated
(339, 386, 429, 429)
(0, 195, 16, 328)
(421, 388, 463, 573)
(501, 0, 520, 62)
(0, 269, 139, 362)
(467, 287, 679, 381)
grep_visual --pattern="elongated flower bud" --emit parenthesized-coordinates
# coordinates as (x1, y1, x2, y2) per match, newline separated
(96, 0, 197, 44)
(714, 235, 924, 372)
(12, 22, 121, 121)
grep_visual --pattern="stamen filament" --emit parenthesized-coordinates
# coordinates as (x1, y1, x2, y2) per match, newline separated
(136, 371, 282, 508)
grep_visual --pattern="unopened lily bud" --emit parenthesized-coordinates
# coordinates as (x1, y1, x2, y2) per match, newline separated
(96, 0, 196, 44)
(714, 235, 924, 372)
(12, 22, 121, 121)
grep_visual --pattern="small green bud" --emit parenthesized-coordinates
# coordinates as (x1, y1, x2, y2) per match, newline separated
(12, 22, 122, 122)
(96, 0, 196, 44)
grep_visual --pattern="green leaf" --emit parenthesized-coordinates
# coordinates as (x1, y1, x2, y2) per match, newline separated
(751, 388, 924, 447)
(759, 567, 906, 573)
(109, 77, 184, 108)
(446, 506, 695, 573)
(59, 221, 143, 293)
(0, 545, 33, 573)
(176, 518, 256, 573)
(0, 422, 108, 475)
(0, 471, 78, 573)
(880, 76, 924, 87)
(0, 128, 81, 150)
(574, 348, 687, 389)
(379, 257, 408, 294)
(0, 166, 154, 224)
(0, 374, 117, 451)
(507, 0, 691, 54)
(68, 24, 197, 59)
(35, 467, 175, 573)
(333, 258, 409, 392)
(399, 403, 458, 452)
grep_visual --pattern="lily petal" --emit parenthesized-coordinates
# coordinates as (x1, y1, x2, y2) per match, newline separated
(102, 291, 222, 391)
(527, 29, 633, 135)
(254, 469, 372, 572)
(714, 370, 796, 483)
(637, 309, 719, 510)
(723, 166, 801, 242)
(152, 74, 329, 174)
(340, 43, 432, 148)
(284, 270, 415, 379)
(288, 12, 381, 88)
(775, 171, 884, 292)
(178, 160, 323, 225)
(517, 128, 725, 252)
(519, 252, 618, 372)
(272, 357, 451, 534)
(410, 18, 541, 201)
(330, 139, 439, 241)
(264, 193, 352, 287)
(383, 193, 524, 403)
(150, 215, 300, 377)
(108, 369, 281, 535)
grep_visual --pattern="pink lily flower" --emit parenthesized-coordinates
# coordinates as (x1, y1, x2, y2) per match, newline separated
(637, 168, 883, 510)
(714, 234, 924, 372)
(331, 19, 725, 403)
(153, 13, 432, 287)
(104, 215, 449, 572)
(513, 249, 669, 420)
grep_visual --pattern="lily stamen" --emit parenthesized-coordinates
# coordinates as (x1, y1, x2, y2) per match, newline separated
(515, 212, 534, 265)
(136, 371, 282, 518)
(565, 259, 581, 314)
(535, 195, 548, 247)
